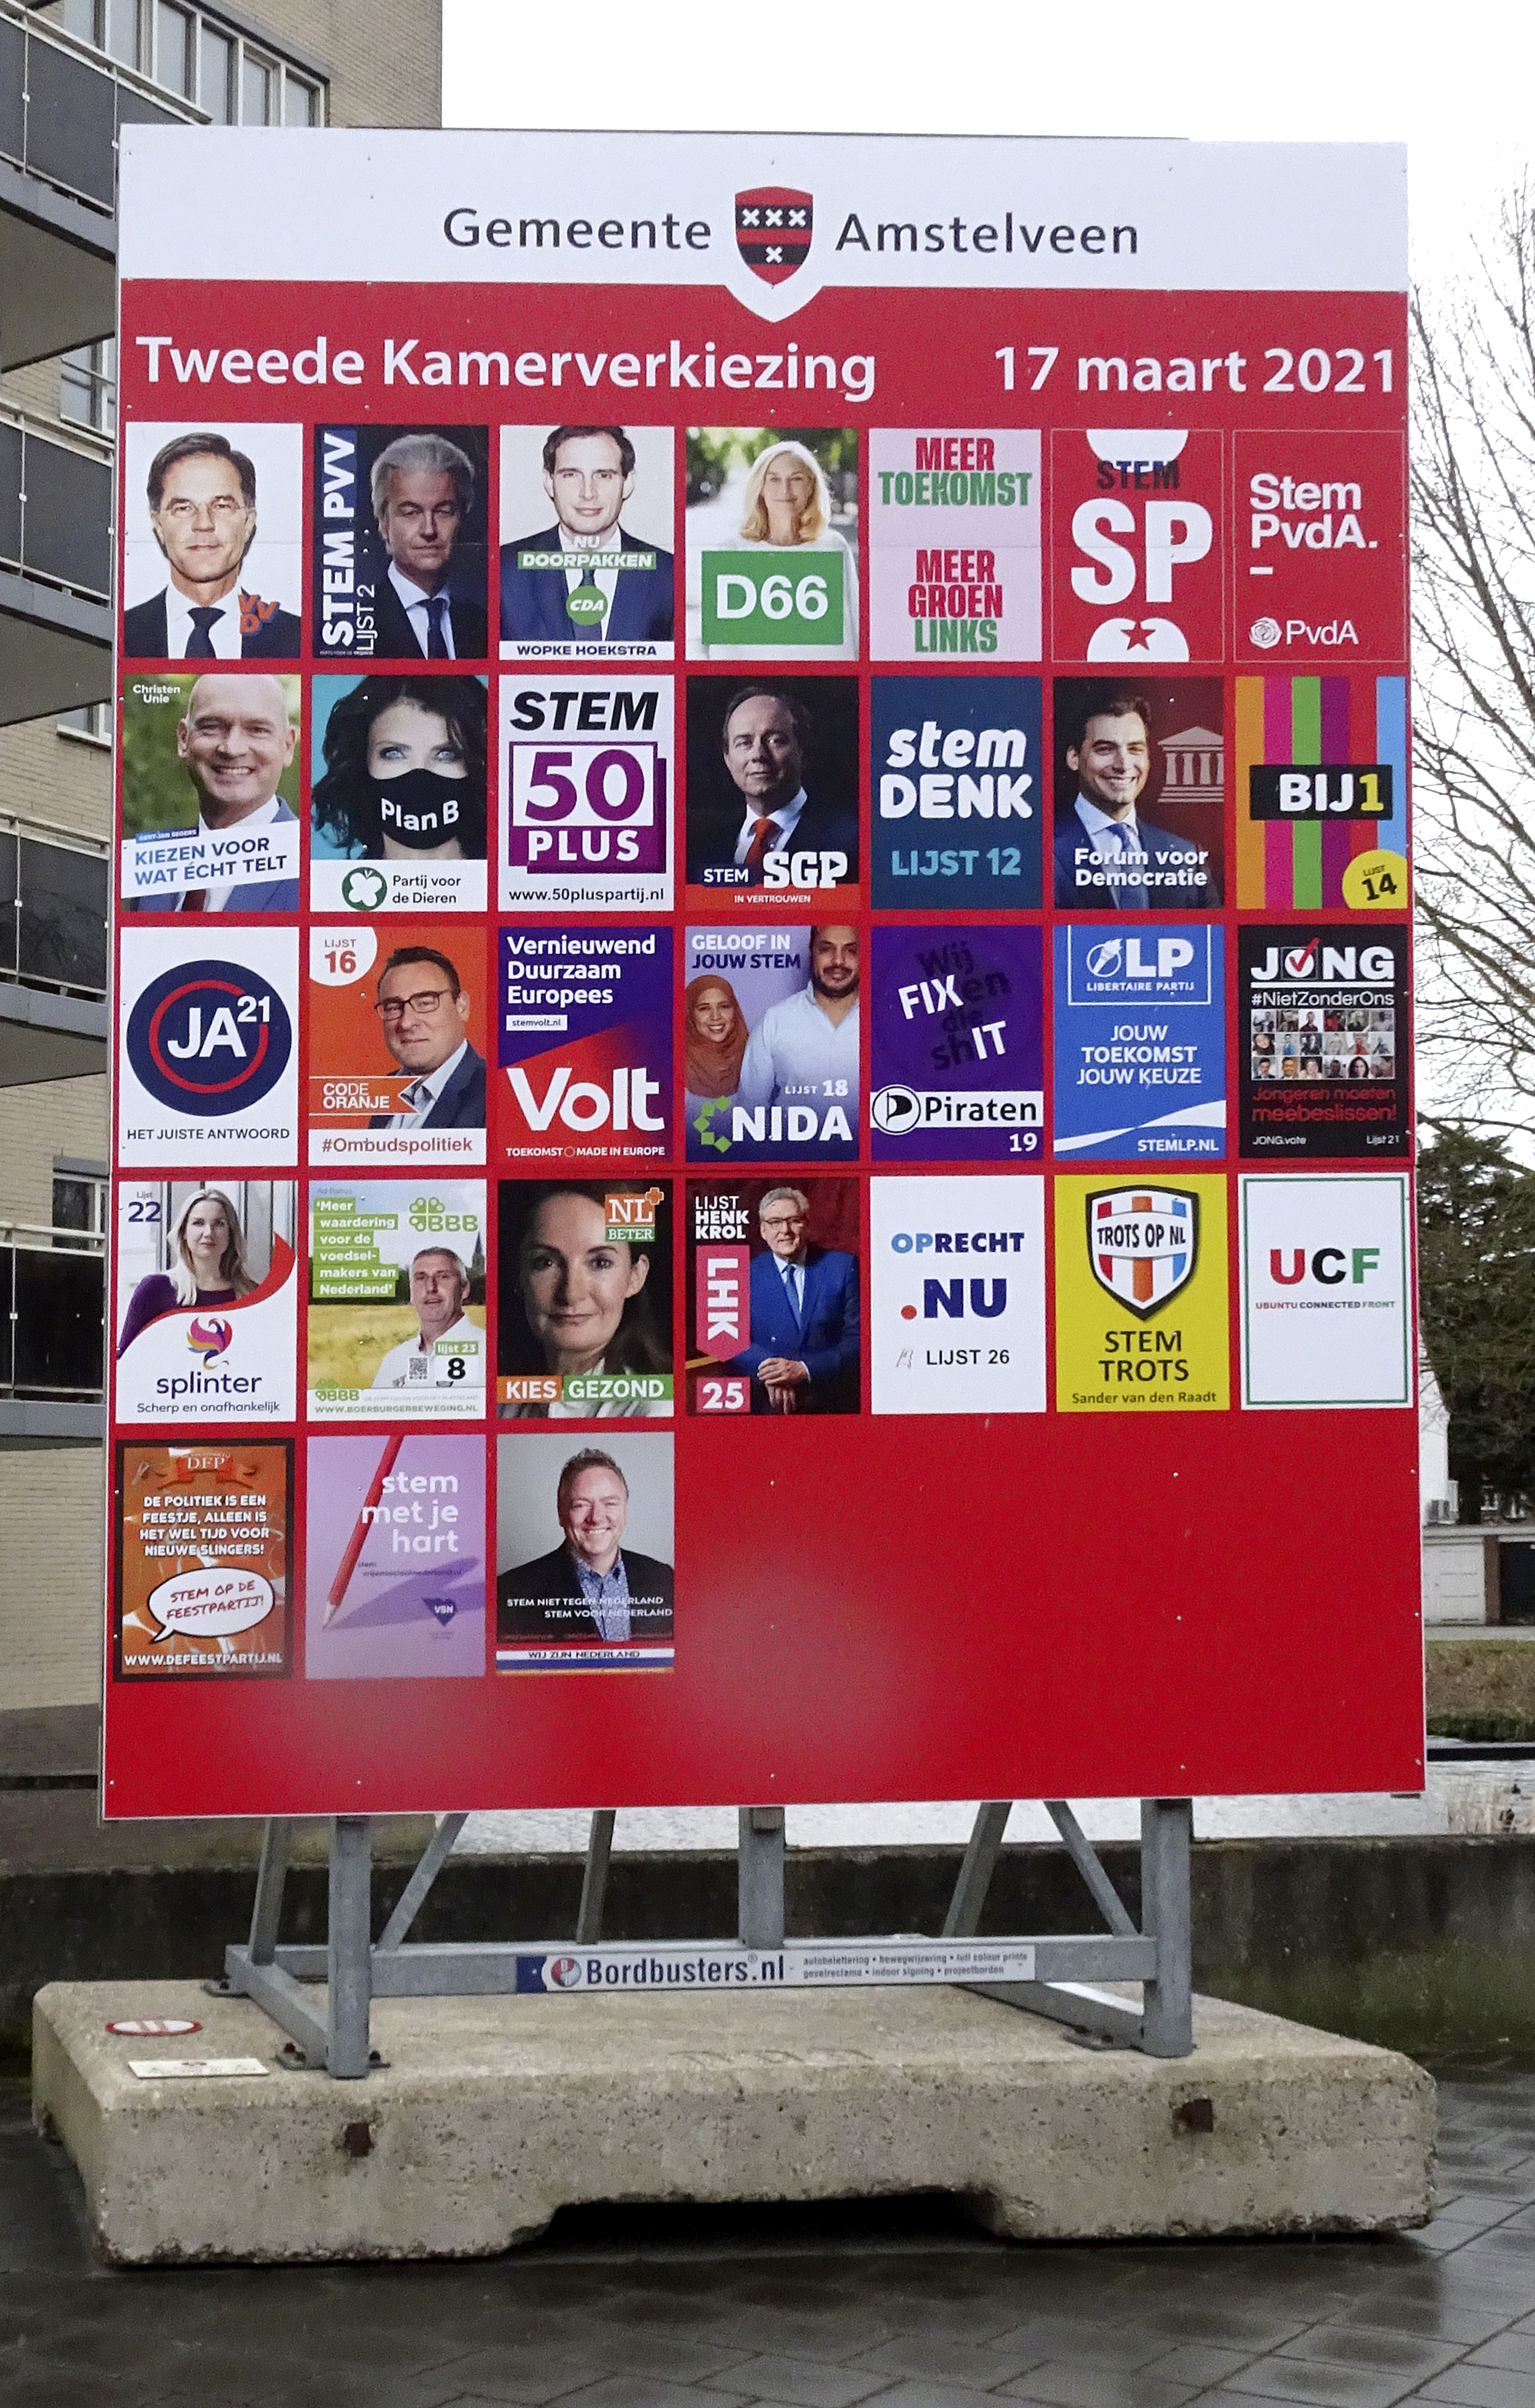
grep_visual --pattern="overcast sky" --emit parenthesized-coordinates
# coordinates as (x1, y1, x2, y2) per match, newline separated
(443, 0, 1530, 287)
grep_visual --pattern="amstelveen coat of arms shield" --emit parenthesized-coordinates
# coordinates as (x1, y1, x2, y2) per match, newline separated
(1086, 1187, 1198, 1318)
(735, 188, 813, 284)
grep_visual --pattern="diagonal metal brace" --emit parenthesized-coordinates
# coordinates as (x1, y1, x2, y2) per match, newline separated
(377, 1813, 468, 1952)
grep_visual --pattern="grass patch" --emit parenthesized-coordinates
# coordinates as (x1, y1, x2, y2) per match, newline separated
(1427, 1710, 1535, 1741)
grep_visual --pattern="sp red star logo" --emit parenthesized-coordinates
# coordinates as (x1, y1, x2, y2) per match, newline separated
(735, 187, 813, 285)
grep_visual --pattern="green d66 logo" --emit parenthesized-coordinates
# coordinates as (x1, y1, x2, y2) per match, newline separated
(701, 552, 844, 646)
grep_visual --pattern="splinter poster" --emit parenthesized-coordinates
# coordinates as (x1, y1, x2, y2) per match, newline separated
(105, 128, 1418, 1817)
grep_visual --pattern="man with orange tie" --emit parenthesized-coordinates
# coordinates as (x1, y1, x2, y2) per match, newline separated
(686, 685, 859, 890)
(126, 673, 300, 914)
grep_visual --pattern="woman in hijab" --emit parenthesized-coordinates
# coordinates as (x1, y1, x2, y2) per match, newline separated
(683, 974, 750, 1138)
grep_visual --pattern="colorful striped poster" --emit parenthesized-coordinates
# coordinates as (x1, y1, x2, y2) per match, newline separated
(1235, 675, 1407, 911)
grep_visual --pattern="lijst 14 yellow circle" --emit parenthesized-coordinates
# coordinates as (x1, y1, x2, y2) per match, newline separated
(1341, 850, 1408, 911)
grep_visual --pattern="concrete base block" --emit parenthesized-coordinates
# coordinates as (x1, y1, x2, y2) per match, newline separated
(32, 1979, 1434, 2263)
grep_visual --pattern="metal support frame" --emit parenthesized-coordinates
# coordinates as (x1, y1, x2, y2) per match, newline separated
(953, 1796, 1191, 2055)
(219, 1795, 1195, 2076)
(577, 1810, 616, 1944)
(738, 1806, 786, 1949)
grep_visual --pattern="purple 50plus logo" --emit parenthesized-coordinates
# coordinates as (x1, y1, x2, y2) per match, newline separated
(125, 958, 292, 1114)
(505, 683, 669, 874)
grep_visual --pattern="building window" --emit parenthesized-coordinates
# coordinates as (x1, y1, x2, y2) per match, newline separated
(198, 21, 232, 120)
(154, 0, 193, 97)
(37, 3, 325, 123)
(53, 1173, 108, 1247)
(57, 703, 113, 746)
(284, 73, 319, 127)
(59, 339, 117, 435)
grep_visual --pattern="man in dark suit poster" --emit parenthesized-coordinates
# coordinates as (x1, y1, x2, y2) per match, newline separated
(122, 432, 301, 661)
(124, 672, 300, 914)
(497, 1448, 675, 1650)
(500, 426, 675, 648)
(367, 944, 486, 1130)
(728, 1185, 859, 1414)
(368, 432, 489, 660)
(687, 685, 859, 892)
(1052, 688, 1222, 909)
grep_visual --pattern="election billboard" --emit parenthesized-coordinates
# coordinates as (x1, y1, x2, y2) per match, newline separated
(104, 127, 1419, 1818)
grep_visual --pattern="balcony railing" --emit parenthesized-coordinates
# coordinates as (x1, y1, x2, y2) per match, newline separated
(0, 827, 109, 998)
(0, 1218, 104, 1400)
(0, 1, 193, 218)
(0, 415, 113, 603)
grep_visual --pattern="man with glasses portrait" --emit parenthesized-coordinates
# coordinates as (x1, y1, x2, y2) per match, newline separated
(367, 945, 486, 1130)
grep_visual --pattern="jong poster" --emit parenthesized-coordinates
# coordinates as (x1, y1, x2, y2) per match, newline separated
(105, 127, 1419, 1817)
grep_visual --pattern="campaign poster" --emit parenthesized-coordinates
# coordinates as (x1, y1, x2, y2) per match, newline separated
(867, 429, 1041, 662)
(313, 423, 490, 662)
(499, 424, 675, 661)
(1051, 428, 1224, 666)
(868, 1176, 1045, 1415)
(120, 422, 303, 664)
(306, 1179, 487, 1420)
(499, 675, 673, 913)
(118, 669, 301, 911)
(500, 926, 671, 1166)
(496, 1429, 675, 1671)
(1052, 676, 1224, 911)
(1234, 431, 1407, 667)
(116, 924, 298, 1166)
(1238, 925, 1409, 1158)
(114, 1180, 297, 1423)
(686, 1177, 860, 1416)
(1053, 1173, 1229, 1413)
(685, 427, 859, 661)
(870, 925, 1043, 1161)
(683, 924, 858, 1165)
(1240, 1174, 1411, 1409)
(686, 675, 860, 904)
(869, 675, 1042, 908)
(308, 921, 489, 1168)
(498, 1177, 673, 1418)
(304, 1432, 487, 1679)
(310, 672, 489, 914)
(1052, 926, 1226, 1163)
(1234, 673, 1408, 914)
(114, 1440, 291, 1678)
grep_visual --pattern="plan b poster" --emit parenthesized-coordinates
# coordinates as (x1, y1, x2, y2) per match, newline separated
(106, 126, 1419, 1818)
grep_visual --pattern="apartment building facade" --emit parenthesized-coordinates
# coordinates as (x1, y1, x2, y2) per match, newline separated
(1, 0, 442, 1705)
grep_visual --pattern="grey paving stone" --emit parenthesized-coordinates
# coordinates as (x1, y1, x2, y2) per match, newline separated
(1413, 2371, 1535, 2408)
(387, 2351, 608, 2406)
(990, 2323, 1175, 2373)
(1328, 2295, 1515, 2346)
(758, 2387, 977, 2408)
(1138, 2344, 1258, 2385)
(1463, 2328, 1535, 2370)
(1270, 2323, 1464, 2376)
(709, 2357, 895, 2408)
(548, 2380, 755, 2408)
(1218, 2359, 1426, 2407)
(996, 2368, 1199, 2408)
(847, 2336, 1048, 2389)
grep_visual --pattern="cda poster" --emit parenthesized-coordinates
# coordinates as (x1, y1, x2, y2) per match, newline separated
(104, 126, 1421, 1820)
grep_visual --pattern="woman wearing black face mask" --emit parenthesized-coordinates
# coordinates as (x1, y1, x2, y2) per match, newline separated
(312, 675, 488, 861)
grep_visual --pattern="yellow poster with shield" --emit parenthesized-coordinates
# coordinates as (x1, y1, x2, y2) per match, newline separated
(1054, 1175, 1229, 1413)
